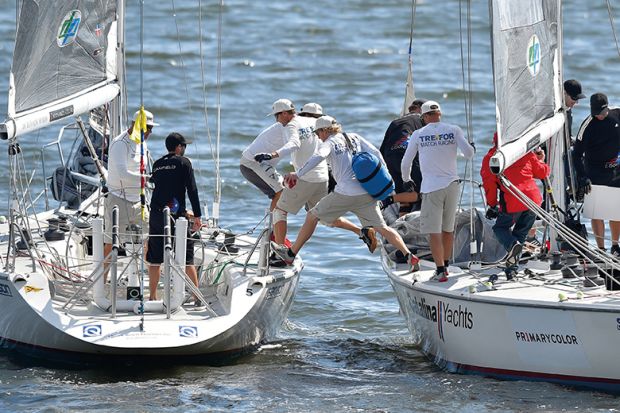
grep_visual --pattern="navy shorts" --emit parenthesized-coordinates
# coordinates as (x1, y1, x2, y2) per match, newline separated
(146, 210, 195, 265)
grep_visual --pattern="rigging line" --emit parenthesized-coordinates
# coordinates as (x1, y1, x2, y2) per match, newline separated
(214, 0, 224, 210)
(140, 0, 144, 106)
(197, 0, 218, 179)
(170, 0, 198, 143)
(606, 0, 620, 59)
(408, 0, 417, 54)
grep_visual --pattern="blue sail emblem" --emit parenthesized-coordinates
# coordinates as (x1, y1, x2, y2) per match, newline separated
(527, 34, 541, 76)
(57, 10, 82, 47)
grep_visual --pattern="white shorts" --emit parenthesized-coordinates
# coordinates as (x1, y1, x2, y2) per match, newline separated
(420, 180, 460, 234)
(104, 193, 149, 243)
(277, 179, 328, 214)
(311, 191, 385, 228)
(240, 157, 283, 199)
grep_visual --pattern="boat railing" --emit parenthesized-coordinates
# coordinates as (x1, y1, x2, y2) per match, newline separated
(243, 210, 272, 278)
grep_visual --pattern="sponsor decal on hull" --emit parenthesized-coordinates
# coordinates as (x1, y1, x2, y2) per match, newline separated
(409, 294, 474, 341)
(515, 331, 579, 345)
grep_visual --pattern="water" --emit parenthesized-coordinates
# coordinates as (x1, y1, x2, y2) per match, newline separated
(0, 0, 619, 411)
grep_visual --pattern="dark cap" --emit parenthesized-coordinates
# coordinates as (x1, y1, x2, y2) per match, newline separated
(165, 132, 192, 151)
(590, 93, 609, 117)
(408, 98, 427, 111)
(564, 79, 586, 100)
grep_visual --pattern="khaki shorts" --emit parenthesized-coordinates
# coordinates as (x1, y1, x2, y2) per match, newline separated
(277, 179, 328, 214)
(311, 191, 385, 228)
(104, 193, 149, 243)
(420, 180, 460, 234)
(240, 157, 283, 199)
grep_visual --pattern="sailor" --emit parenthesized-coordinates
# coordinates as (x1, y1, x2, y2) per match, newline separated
(147, 132, 203, 304)
(481, 132, 550, 280)
(564, 79, 586, 138)
(271, 116, 420, 270)
(401, 101, 475, 282)
(104, 109, 155, 262)
(573, 93, 620, 255)
(379, 98, 426, 216)
(254, 100, 373, 253)
(240, 115, 286, 212)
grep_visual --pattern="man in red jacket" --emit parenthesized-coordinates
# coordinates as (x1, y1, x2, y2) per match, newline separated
(481, 133, 550, 280)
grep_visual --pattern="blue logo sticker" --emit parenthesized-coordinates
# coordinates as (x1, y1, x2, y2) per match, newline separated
(83, 324, 102, 337)
(179, 326, 198, 338)
(57, 10, 82, 47)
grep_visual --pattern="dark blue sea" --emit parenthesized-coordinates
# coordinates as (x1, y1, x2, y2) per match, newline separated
(0, 0, 619, 411)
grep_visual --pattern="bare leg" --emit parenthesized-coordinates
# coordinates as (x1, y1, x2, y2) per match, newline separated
(442, 231, 454, 262)
(375, 226, 410, 256)
(103, 243, 112, 282)
(332, 217, 361, 235)
(592, 219, 606, 248)
(392, 192, 418, 204)
(290, 212, 320, 255)
(611, 220, 620, 245)
(185, 265, 200, 300)
(269, 190, 283, 212)
(429, 233, 444, 268)
(148, 264, 161, 300)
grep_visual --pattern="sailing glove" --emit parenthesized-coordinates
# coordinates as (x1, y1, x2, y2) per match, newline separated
(485, 205, 499, 220)
(254, 153, 273, 163)
(403, 180, 417, 193)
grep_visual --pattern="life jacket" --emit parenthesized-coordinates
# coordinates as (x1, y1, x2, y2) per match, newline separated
(344, 133, 394, 200)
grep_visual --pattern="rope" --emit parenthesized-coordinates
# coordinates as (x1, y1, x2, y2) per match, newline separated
(606, 0, 620, 59)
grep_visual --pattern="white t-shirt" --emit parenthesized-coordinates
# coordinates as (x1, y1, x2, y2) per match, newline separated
(275, 115, 328, 183)
(107, 131, 148, 202)
(401, 121, 474, 193)
(241, 122, 285, 167)
(298, 132, 383, 196)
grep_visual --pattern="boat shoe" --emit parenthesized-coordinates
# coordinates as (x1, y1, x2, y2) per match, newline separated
(504, 241, 523, 268)
(270, 241, 295, 265)
(359, 227, 378, 253)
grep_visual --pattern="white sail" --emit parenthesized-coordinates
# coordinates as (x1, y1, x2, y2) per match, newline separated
(1, 0, 119, 140)
(489, 0, 564, 174)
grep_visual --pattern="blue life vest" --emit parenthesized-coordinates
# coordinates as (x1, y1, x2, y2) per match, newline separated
(344, 133, 395, 200)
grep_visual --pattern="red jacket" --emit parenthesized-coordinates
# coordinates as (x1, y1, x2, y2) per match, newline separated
(481, 146, 550, 214)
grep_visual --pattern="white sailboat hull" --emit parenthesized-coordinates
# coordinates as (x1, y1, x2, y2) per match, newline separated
(383, 255, 620, 392)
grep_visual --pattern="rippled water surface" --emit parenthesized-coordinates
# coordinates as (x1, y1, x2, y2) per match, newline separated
(0, 0, 619, 411)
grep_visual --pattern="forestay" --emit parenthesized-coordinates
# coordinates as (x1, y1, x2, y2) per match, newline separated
(1, 0, 119, 139)
(489, 0, 564, 174)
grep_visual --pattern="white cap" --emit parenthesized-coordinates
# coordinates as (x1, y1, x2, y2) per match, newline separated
(420, 100, 441, 115)
(315, 115, 339, 130)
(269, 98, 295, 115)
(300, 102, 323, 116)
(134, 109, 159, 126)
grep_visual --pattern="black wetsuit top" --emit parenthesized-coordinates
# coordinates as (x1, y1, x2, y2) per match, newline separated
(380, 113, 424, 192)
(573, 108, 620, 186)
(150, 153, 202, 217)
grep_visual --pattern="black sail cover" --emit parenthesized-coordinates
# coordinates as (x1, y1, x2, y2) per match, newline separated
(490, 0, 560, 147)
(11, 0, 117, 114)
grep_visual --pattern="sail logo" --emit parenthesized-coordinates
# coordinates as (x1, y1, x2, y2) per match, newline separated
(527, 34, 541, 76)
(83, 324, 102, 338)
(409, 295, 474, 342)
(57, 10, 82, 47)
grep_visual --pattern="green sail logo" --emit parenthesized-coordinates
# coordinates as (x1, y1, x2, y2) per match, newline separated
(57, 10, 82, 47)
(527, 34, 541, 76)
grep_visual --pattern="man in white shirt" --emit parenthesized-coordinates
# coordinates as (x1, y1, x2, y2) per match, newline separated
(104, 109, 156, 260)
(240, 120, 286, 211)
(271, 116, 419, 270)
(401, 101, 475, 282)
(254, 100, 370, 251)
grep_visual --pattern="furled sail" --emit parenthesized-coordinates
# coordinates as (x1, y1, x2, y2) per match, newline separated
(1, 0, 119, 140)
(489, 0, 564, 174)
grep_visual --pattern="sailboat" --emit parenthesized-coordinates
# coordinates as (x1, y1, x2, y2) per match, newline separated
(383, 0, 620, 392)
(0, 0, 301, 361)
